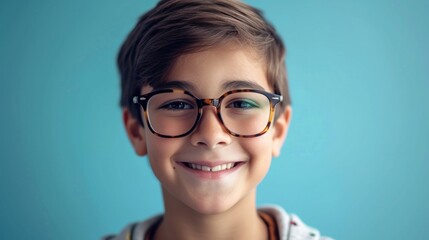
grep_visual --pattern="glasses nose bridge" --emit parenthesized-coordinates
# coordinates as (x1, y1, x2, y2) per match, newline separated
(195, 98, 228, 134)
(200, 98, 220, 108)
(197, 98, 223, 122)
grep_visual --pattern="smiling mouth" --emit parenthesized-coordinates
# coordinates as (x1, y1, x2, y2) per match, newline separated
(181, 162, 241, 172)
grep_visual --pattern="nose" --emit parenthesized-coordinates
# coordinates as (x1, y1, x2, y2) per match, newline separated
(190, 106, 232, 149)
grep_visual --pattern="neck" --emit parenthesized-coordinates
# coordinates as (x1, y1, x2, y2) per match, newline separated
(155, 188, 268, 240)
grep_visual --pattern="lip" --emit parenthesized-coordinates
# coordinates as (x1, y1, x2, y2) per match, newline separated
(176, 160, 246, 179)
(179, 161, 240, 168)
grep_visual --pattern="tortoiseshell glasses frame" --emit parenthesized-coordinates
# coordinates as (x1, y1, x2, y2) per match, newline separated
(133, 88, 283, 138)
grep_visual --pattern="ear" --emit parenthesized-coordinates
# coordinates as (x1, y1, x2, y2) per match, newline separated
(271, 106, 292, 157)
(122, 108, 147, 156)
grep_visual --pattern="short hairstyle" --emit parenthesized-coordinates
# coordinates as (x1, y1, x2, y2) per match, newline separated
(118, 0, 291, 124)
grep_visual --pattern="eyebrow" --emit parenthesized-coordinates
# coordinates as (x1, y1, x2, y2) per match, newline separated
(221, 80, 266, 91)
(153, 81, 197, 92)
(153, 79, 266, 93)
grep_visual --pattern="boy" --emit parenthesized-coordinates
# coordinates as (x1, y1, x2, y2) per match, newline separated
(105, 0, 333, 239)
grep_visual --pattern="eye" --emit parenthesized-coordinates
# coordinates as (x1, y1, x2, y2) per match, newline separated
(226, 99, 259, 109)
(159, 100, 195, 110)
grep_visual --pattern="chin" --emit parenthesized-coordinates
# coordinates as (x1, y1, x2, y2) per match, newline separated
(190, 204, 233, 216)
(186, 196, 238, 215)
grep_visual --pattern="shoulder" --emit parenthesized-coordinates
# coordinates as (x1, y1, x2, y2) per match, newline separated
(258, 205, 334, 240)
(101, 214, 162, 240)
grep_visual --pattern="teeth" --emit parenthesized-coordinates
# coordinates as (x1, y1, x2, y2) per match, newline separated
(190, 163, 201, 170)
(201, 166, 211, 171)
(211, 165, 222, 172)
(188, 163, 235, 172)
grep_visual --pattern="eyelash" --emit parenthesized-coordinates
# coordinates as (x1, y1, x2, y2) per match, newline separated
(226, 99, 259, 109)
(159, 100, 195, 110)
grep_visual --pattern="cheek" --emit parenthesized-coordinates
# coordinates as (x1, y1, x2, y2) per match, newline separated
(241, 133, 274, 158)
(145, 134, 182, 179)
(239, 134, 274, 179)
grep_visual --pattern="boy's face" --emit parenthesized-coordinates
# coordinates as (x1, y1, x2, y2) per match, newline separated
(124, 42, 291, 215)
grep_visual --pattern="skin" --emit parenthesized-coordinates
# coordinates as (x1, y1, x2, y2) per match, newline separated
(123, 42, 292, 240)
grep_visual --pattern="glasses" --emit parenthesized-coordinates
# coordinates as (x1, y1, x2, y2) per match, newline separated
(133, 89, 283, 138)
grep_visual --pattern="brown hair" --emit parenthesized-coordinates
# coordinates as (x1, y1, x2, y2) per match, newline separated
(118, 0, 291, 124)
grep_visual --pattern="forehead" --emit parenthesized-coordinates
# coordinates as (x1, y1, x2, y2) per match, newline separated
(153, 43, 270, 97)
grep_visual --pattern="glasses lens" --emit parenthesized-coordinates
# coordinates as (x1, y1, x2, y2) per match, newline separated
(220, 92, 271, 136)
(147, 92, 198, 136)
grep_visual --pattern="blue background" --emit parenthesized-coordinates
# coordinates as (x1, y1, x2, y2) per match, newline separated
(1, 0, 428, 239)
